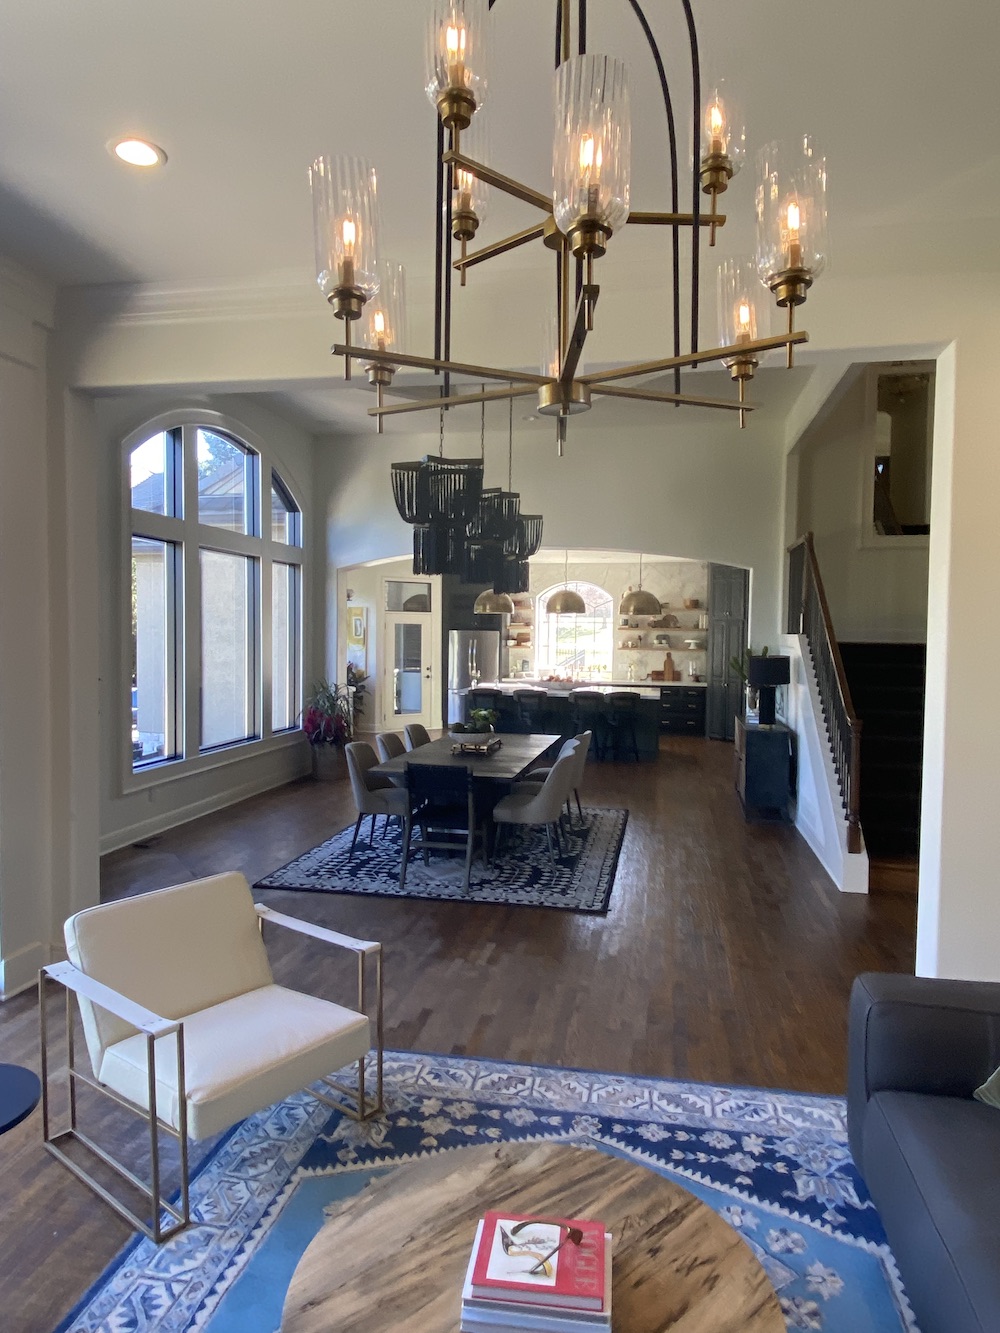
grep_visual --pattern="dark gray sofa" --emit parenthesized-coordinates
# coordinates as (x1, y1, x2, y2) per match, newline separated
(848, 973, 1000, 1333)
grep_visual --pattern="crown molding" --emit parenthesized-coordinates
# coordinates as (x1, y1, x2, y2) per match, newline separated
(0, 256, 57, 329)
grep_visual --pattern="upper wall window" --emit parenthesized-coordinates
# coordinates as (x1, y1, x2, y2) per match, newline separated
(130, 430, 178, 516)
(126, 417, 303, 777)
(271, 472, 302, 546)
(197, 429, 256, 534)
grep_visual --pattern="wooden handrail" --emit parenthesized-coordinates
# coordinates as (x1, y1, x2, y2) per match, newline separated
(787, 533, 864, 854)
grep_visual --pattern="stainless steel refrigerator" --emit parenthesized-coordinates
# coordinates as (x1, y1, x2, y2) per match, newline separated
(447, 629, 501, 724)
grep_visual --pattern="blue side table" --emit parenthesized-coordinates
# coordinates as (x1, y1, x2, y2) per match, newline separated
(0, 1063, 41, 1134)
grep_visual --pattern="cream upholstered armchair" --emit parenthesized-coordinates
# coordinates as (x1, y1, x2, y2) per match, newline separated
(39, 872, 383, 1242)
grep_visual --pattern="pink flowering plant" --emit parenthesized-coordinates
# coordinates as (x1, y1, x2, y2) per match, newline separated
(301, 678, 352, 746)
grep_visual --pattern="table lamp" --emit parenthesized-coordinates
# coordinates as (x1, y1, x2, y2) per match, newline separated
(748, 655, 790, 726)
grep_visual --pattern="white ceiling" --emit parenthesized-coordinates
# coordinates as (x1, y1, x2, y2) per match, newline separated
(2, 0, 996, 288)
(2, 1, 995, 434)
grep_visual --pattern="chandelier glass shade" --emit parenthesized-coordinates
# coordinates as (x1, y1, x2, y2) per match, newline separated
(309, 156, 380, 306)
(314, 1, 826, 443)
(755, 136, 828, 348)
(365, 261, 406, 359)
(699, 82, 746, 181)
(553, 54, 631, 255)
(425, 0, 489, 127)
(717, 256, 767, 427)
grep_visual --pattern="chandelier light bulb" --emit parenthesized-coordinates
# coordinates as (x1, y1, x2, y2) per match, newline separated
(738, 300, 752, 338)
(700, 83, 744, 171)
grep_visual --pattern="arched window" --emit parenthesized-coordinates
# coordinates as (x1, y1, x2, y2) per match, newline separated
(127, 415, 303, 774)
(535, 581, 614, 678)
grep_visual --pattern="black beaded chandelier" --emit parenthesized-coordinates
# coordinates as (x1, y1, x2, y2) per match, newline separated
(390, 393, 543, 588)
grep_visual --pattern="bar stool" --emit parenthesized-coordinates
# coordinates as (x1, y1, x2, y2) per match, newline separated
(512, 687, 547, 734)
(605, 691, 640, 762)
(468, 687, 503, 715)
(570, 690, 608, 760)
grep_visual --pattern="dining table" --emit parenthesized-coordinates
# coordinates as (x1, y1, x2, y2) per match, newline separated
(369, 732, 562, 860)
(369, 732, 561, 785)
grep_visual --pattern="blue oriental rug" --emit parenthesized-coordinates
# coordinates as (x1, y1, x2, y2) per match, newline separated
(56, 1053, 918, 1333)
(254, 808, 626, 913)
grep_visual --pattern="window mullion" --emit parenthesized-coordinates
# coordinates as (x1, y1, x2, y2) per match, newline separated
(182, 425, 201, 761)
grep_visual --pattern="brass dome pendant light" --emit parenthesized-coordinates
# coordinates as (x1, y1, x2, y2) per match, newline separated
(619, 552, 661, 617)
(548, 549, 586, 615)
(474, 587, 515, 614)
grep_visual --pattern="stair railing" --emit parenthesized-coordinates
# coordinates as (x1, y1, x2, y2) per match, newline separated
(787, 533, 863, 853)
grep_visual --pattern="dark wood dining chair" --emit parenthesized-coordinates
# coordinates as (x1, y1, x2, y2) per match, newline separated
(400, 763, 485, 893)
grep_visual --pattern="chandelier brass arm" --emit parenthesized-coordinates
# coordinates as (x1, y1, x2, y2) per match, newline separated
(332, 343, 550, 386)
(453, 223, 549, 273)
(580, 330, 808, 386)
(590, 382, 754, 413)
(366, 384, 538, 418)
(626, 210, 726, 229)
(442, 150, 551, 212)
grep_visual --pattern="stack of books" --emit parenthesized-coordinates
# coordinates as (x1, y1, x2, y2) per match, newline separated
(460, 1210, 612, 1333)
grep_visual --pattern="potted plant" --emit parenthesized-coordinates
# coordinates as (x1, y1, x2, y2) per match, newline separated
(301, 678, 352, 780)
(451, 707, 499, 740)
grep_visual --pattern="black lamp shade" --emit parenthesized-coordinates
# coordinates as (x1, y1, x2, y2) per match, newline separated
(748, 655, 790, 687)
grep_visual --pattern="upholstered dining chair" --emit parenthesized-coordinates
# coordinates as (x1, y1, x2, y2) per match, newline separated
(346, 741, 409, 855)
(491, 751, 577, 864)
(404, 723, 431, 750)
(375, 730, 406, 762)
(39, 872, 383, 1243)
(519, 731, 591, 824)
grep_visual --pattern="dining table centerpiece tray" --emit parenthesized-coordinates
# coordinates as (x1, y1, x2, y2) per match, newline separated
(461, 1212, 611, 1332)
(451, 735, 503, 756)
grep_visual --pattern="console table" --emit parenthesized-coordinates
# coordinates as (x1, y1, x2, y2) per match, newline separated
(734, 716, 794, 820)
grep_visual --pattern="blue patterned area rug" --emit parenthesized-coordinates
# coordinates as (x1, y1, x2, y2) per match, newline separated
(57, 1053, 917, 1333)
(254, 807, 626, 913)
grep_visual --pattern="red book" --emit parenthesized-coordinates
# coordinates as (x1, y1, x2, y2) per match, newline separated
(469, 1211, 607, 1311)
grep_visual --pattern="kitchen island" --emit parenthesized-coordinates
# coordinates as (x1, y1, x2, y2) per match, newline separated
(461, 680, 706, 758)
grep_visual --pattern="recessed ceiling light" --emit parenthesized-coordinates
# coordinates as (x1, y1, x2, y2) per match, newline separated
(110, 138, 167, 168)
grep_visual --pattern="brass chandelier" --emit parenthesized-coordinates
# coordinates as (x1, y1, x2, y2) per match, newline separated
(310, 0, 828, 443)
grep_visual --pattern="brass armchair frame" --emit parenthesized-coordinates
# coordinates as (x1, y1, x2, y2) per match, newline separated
(39, 906, 383, 1243)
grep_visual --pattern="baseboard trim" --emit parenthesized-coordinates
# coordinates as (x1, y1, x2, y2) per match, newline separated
(99, 758, 311, 855)
(0, 939, 47, 1000)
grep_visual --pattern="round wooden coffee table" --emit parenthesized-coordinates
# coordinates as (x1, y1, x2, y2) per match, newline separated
(281, 1140, 784, 1332)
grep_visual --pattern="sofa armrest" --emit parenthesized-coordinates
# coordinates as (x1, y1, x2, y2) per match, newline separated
(847, 972, 1000, 1164)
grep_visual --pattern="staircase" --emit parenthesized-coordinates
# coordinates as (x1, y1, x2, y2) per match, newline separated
(839, 643, 925, 866)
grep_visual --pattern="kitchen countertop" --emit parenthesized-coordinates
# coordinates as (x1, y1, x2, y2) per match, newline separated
(461, 680, 707, 697)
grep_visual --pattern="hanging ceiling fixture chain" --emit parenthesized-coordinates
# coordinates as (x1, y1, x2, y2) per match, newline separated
(439, 403, 444, 458)
(508, 383, 513, 493)
(480, 385, 486, 463)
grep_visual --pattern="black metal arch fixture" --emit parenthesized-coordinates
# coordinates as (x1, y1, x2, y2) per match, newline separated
(330, 0, 818, 447)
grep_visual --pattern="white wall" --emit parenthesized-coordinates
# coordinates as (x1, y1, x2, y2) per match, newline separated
(319, 419, 786, 653)
(0, 261, 59, 995)
(795, 368, 929, 643)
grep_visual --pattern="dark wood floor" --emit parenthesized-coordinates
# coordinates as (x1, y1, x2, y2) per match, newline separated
(0, 735, 916, 1331)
